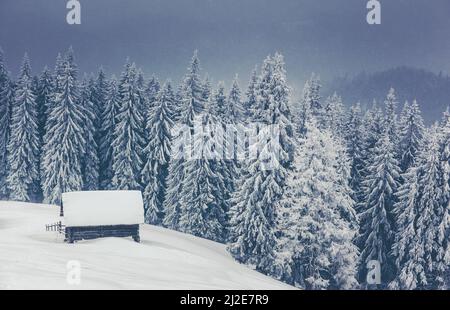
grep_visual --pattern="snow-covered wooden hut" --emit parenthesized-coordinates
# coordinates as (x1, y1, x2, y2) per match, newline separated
(61, 191, 144, 243)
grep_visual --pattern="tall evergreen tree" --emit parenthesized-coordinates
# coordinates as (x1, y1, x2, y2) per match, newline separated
(142, 81, 175, 225)
(357, 131, 401, 286)
(146, 75, 160, 110)
(163, 51, 205, 230)
(0, 47, 13, 199)
(99, 76, 120, 189)
(228, 53, 294, 273)
(35, 67, 53, 146)
(91, 69, 108, 148)
(384, 88, 400, 147)
(276, 122, 358, 289)
(390, 166, 427, 289)
(6, 54, 40, 202)
(41, 48, 86, 205)
(415, 125, 450, 289)
(398, 100, 425, 172)
(111, 60, 145, 190)
(344, 103, 364, 201)
(243, 67, 258, 121)
(324, 92, 346, 137)
(297, 73, 321, 135)
(178, 110, 227, 242)
(80, 77, 99, 191)
(144, 75, 161, 146)
(391, 115, 450, 290)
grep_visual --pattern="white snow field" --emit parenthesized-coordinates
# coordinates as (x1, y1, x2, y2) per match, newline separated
(0, 201, 293, 290)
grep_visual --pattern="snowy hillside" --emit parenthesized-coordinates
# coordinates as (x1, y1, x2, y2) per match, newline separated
(0, 202, 292, 290)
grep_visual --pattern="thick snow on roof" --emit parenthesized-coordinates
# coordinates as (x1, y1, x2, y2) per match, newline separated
(62, 191, 144, 227)
(0, 202, 293, 289)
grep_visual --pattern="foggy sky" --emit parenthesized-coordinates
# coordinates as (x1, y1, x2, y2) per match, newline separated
(1, 0, 449, 94)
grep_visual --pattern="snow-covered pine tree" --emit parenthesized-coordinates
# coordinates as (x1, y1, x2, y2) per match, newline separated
(357, 130, 401, 286)
(227, 76, 244, 124)
(344, 103, 364, 202)
(35, 67, 53, 146)
(146, 75, 160, 111)
(384, 88, 400, 148)
(324, 92, 346, 138)
(178, 109, 227, 242)
(391, 117, 450, 290)
(142, 81, 175, 225)
(243, 67, 258, 121)
(163, 51, 205, 230)
(202, 74, 212, 102)
(224, 75, 244, 186)
(0, 47, 14, 200)
(398, 100, 425, 172)
(6, 54, 40, 202)
(143, 75, 161, 147)
(390, 166, 427, 290)
(111, 60, 145, 190)
(228, 53, 295, 273)
(296, 73, 322, 135)
(353, 103, 385, 208)
(91, 69, 108, 149)
(41, 48, 86, 205)
(414, 125, 449, 289)
(276, 121, 358, 289)
(211, 82, 227, 116)
(80, 77, 99, 191)
(99, 76, 120, 189)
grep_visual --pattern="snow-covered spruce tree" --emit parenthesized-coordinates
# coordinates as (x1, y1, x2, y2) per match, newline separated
(227, 76, 244, 124)
(143, 75, 161, 147)
(243, 67, 258, 122)
(428, 117, 450, 289)
(35, 67, 53, 148)
(209, 81, 232, 192)
(111, 61, 145, 190)
(202, 74, 212, 102)
(142, 81, 175, 225)
(391, 120, 450, 290)
(80, 77, 99, 191)
(0, 47, 14, 200)
(210, 82, 227, 116)
(296, 73, 322, 135)
(228, 53, 295, 274)
(224, 76, 244, 185)
(344, 103, 364, 203)
(415, 124, 450, 289)
(202, 78, 244, 240)
(389, 166, 427, 290)
(353, 104, 384, 207)
(178, 110, 227, 242)
(136, 70, 148, 126)
(324, 92, 346, 138)
(398, 100, 425, 172)
(91, 69, 108, 149)
(41, 48, 86, 205)
(276, 121, 358, 289)
(163, 51, 205, 230)
(99, 76, 120, 189)
(384, 88, 400, 148)
(146, 75, 160, 110)
(357, 130, 401, 286)
(6, 54, 40, 202)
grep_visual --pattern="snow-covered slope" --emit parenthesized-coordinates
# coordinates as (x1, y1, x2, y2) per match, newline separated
(0, 201, 292, 290)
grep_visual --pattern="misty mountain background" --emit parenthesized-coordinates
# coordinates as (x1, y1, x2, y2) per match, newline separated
(323, 67, 450, 124)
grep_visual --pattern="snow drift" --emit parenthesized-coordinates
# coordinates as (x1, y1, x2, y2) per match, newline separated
(0, 201, 292, 290)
